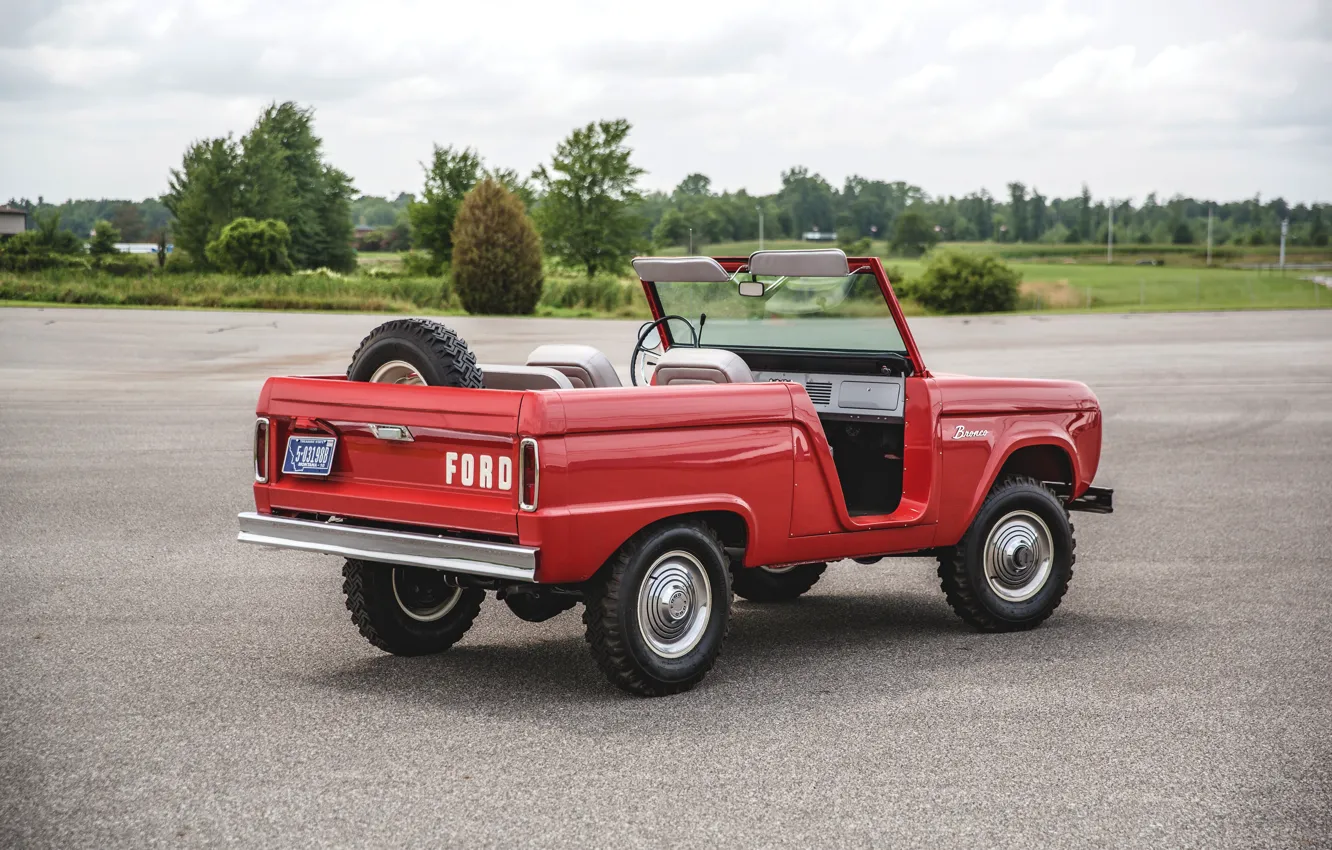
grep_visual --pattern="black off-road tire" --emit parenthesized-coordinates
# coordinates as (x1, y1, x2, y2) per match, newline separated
(347, 318, 484, 387)
(732, 563, 826, 602)
(583, 520, 732, 696)
(937, 475, 1075, 632)
(342, 560, 485, 656)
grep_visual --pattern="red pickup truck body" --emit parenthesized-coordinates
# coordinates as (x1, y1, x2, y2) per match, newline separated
(245, 256, 1105, 585)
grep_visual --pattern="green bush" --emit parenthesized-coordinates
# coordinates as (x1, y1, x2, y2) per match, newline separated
(539, 275, 636, 312)
(89, 220, 121, 256)
(451, 178, 543, 314)
(205, 218, 293, 276)
(912, 250, 1020, 314)
(400, 250, 441, 277)
(883, 265, 911, 299)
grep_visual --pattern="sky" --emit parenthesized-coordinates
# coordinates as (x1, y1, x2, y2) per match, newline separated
(1, 0, 1329, 205)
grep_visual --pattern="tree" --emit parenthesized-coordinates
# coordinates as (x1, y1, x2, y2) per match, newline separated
(89, 220, 121, 255)
(1171, 220, 1194, 244)
(238, 102, 356, 271)
(451, 178, 543, 315)
(109, 203, 148, 242)
(890, 210, 938, 257)
(1310, 208, 1328, 247)
(408, 144, 483, 267)
(534, 119, 645, 277)
(653, 208, 690, 246)
(778, 166, 836, 235)
(1007, 182, 1028, 241)
(205, 217, 293, 275)
(164, 102, 354, 271)
(1078, 184, 1093, 242)
(164, 136, 241, 263)
(674, 173, 712, 198)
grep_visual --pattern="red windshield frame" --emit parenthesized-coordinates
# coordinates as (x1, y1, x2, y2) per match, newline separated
(638, 256, 928, 376)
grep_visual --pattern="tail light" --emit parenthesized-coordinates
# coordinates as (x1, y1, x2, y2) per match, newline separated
(518, 438, 539, 512)
(254, 417, 271, 483)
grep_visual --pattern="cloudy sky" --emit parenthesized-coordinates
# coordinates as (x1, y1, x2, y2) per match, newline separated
(1, 0, 1328, 205)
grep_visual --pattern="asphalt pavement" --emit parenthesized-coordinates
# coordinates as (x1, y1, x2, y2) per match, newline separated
(1, 306, 1329, 849)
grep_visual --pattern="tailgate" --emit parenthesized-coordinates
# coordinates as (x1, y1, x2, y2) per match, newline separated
(255, 376, 524, 536)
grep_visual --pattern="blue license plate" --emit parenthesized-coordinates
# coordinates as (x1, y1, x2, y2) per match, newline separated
(282, 436, 337, 476)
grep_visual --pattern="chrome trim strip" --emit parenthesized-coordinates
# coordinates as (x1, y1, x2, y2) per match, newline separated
(518, 437, 539, 512)
(254, 417, 271, 483)
(236, 512, 537, 582)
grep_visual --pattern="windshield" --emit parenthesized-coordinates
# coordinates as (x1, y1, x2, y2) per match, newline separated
(653, 273, 906, 353)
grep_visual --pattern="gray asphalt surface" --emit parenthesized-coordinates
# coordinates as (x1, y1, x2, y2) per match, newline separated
(1, 307, 1329, 849)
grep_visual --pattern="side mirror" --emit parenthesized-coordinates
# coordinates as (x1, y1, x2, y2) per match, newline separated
(738, 280, 765, 297)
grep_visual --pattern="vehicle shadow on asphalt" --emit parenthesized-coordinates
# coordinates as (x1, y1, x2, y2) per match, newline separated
(309, 589, 1153, 716)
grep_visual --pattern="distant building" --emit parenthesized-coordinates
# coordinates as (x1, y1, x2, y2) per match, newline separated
(801, 230, 837, 242)
(114, 243, 173, 254)
(0, 205, 26, 237)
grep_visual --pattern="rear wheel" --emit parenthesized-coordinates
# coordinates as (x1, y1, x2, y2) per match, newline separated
(342, 560, 485, 655)
(732, 562, 826, 602)
(583, 520, 732, 696)
(347, 318, 483, 388)
(937, 475, 1074, 632)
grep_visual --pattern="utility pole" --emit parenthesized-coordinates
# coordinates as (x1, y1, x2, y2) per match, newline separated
(756, 206, 764, 250)
(1107, 199, 1114, 264)
(1206, 207, 1213, 266)
(1279, 218, 1288, 273)
(688, 227, 694, 256)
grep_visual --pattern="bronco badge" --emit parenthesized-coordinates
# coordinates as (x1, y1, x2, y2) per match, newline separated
(953, 425, 990, 440)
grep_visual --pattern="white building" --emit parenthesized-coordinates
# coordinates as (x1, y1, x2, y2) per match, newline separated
(0, 205, 27, 237)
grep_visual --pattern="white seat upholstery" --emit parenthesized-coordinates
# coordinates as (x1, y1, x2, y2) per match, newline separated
(479, 364, 573, 390)
(651, 347, 753, 386)
(526, 344, 622, 389)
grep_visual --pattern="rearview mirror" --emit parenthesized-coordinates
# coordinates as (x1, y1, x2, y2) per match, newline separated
(738, 280, 765, 297)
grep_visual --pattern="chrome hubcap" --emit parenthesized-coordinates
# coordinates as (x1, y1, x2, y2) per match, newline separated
(637, 550, 712, 659)
(369, 359, 426, 385)
(391, 567, 463, 622)
(983, 510, 1054, 603)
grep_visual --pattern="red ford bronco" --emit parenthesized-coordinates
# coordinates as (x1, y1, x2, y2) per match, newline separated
(238, 249, 1112, 696)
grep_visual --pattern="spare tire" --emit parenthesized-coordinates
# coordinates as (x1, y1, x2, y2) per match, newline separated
(347, 318, 483, 388)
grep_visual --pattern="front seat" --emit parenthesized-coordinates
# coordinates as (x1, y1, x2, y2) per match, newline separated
(526, 344, 622, 388)
(651, 347, 753, 385)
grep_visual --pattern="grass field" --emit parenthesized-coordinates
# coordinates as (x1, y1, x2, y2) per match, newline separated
(2, 243, 1327, 316)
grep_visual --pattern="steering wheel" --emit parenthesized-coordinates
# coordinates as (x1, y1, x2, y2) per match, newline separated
(630, 314, 698, 386)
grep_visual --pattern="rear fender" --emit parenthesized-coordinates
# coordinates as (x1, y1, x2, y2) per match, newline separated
(522, 496, 758, 584)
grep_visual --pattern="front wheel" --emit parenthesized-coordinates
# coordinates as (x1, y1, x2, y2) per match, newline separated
(342, 560, 485, 655)
(583, 520, 732, 696)
(937, 476, 1075, 632)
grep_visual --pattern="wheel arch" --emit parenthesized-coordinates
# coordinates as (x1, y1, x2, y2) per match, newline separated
(589, 505, 753, 583)
(938, 434, 1080, 549)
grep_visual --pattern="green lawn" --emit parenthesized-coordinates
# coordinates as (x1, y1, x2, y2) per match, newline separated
(2, 244, 1326, 316)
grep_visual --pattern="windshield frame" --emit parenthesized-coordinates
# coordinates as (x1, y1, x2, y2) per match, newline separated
(638, 255, 927, 375)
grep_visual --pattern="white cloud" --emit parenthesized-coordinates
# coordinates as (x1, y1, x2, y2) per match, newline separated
(947, 0, 1095, 52)
(0, 0, 1328, 203)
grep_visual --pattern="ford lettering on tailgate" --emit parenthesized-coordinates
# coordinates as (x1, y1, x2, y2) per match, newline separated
(283, 436, 337, 476)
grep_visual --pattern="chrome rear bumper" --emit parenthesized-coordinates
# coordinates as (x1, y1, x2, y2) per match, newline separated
(236, 512, 537, 582)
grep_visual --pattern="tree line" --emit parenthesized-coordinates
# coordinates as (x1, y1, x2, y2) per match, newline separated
(5, 100, 1328, 278)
